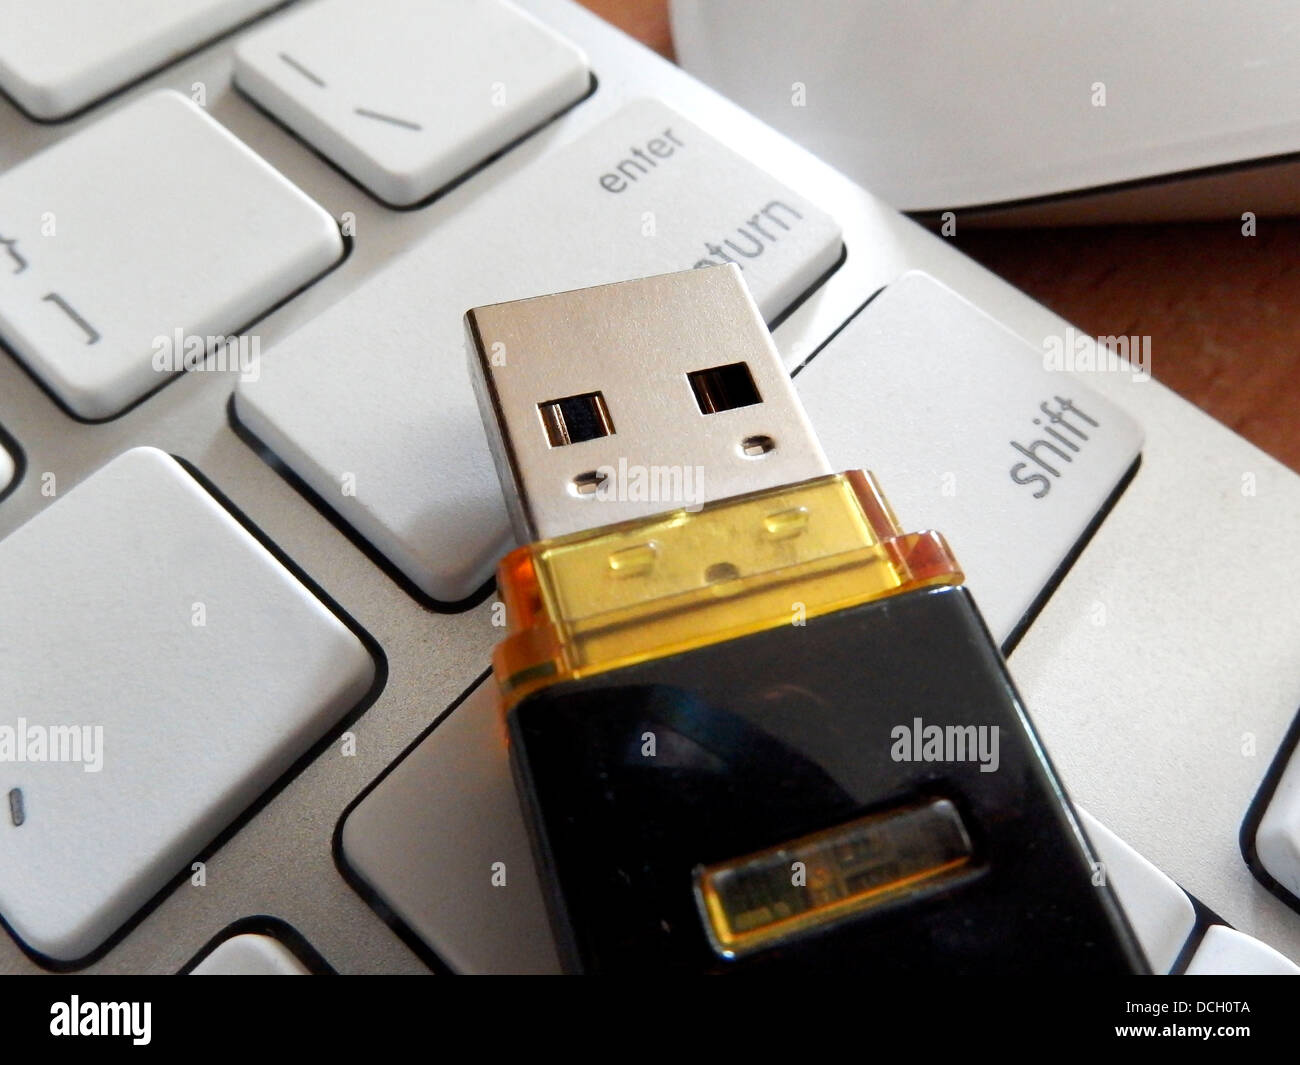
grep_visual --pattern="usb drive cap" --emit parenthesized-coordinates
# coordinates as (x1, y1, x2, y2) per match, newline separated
(466, 265, 831, 542)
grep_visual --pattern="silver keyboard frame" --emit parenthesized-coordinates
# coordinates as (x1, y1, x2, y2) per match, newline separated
(1, 0, 1298, 972)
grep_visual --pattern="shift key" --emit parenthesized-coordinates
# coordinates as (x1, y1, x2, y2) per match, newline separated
(236, 99, 843, 602)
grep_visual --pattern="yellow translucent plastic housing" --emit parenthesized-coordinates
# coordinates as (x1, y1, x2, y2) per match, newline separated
(493, 471, 964, 710)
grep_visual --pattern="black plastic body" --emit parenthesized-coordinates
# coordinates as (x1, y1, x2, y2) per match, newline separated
(509, 584, 1148, 974)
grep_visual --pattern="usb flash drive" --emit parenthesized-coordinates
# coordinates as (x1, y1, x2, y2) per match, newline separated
(466, 265, 1146, 974)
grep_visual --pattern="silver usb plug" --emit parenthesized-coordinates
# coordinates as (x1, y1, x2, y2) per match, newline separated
(466, 265, 831, 542)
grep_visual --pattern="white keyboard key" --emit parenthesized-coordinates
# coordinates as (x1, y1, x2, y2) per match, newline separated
(0, 436, 13, 497)
(340, 677, 560, 974)
(1077, 809, 1196, 973)
(0, 90, 342, 420)
(1254, 730, 1300, 903)
(0, 447, 375, 962)
(795, 271, 1144, 645)
(236, 98, 842, 601)
(235, 0, 590, 206)
(1183, 925, 1300, 975)
(190, 933, 312, 975)
(0, 0, 281, 120)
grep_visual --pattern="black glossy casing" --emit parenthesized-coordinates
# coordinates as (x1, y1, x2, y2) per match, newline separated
(509, 584, 1147, 974)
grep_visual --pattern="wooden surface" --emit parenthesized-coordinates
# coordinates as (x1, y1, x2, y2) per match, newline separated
(581, 0, 1300, 474)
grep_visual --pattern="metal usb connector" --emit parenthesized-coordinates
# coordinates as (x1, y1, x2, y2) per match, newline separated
(466, 264, 830, 542)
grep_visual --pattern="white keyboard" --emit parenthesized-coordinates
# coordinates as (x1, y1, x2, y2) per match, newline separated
(1, 0, 1299, 975)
